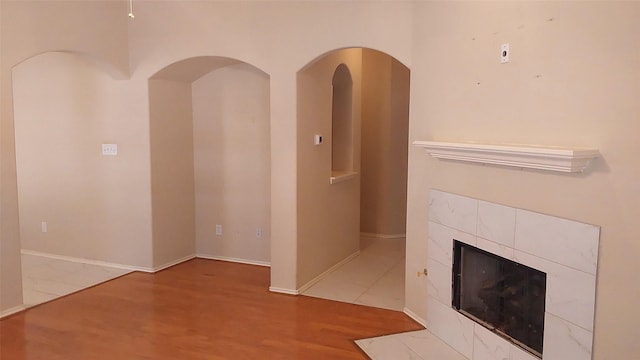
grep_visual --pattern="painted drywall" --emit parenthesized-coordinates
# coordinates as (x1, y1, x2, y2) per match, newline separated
(0, 0, 133, 312)
(12, 52, 152, 268)
(296, 48, 363, 288)
(149, 79, 196, 268)
(2, 3, 638, 358)
(406, 2, 640, 359)
(192, 63, 271, 264)
(1, 0, 413, 310)
(0, 0, 24, 314)
(125, 1, 413, 291)
(360, 49, 410, 237)
(388, 59, 410, 235)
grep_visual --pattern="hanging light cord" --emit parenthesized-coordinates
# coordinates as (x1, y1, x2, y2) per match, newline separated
(128, 0, 135, 19)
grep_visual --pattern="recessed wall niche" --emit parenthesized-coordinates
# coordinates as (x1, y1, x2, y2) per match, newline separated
(330, 63, 355, 181)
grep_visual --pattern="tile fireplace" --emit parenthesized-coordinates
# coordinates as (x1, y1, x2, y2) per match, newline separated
(426, 190, 600, 360)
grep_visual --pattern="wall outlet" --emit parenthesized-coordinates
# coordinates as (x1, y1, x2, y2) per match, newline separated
(41, 221, 47, 233)
(256, 228, 262, 239)
(215, 224, 222, 236)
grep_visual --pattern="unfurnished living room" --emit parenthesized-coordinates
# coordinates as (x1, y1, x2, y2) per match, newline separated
(1, 1, 639, 360)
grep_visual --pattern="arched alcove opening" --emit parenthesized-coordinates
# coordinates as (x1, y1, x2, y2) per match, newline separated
(297, 48, 410, 310)
(149, 56, 271, 270)
(331, 64, 354, 179)
(11, 51, 138, 308)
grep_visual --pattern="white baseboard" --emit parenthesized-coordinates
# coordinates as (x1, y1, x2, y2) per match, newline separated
(360, 232, 406, 239)
(269, 286, 299, 295)
(153, 254, 197, 272)
(403, 307, 427, 327)
(21, 249, 153, 273)
(0, 305, 27, 319)
(296, 250, 361, 294)
(196, 254, 270, 267)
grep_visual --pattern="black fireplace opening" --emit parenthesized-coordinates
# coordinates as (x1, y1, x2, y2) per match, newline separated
(452, 240, 546, 358)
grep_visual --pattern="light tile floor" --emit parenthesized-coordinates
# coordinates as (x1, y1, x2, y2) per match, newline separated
(302, 236, 406, 311)
(21, 252, 131, 307)
(356, 329, 467, 360)
(301, 237, 466, 360)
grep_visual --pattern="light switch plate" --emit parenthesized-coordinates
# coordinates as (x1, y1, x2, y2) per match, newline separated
(102, 144, 118, 156)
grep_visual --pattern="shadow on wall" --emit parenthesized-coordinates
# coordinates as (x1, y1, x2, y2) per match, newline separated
(12, 51, 149, 267)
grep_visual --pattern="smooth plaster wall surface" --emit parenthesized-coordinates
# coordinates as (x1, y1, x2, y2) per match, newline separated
(2, 2, 639, 357)
(1, 0, 132, 312)
(1, 1, 413, 308)
(360, 49, 410, 237)
(12, 52, 152, 267)
(406, 2, 640, 359)
(149, 79, 196, 268)
(192, 64, 271, 264)
(0, 0, 23, 313)
(297, 48, 363, 288)
(125, 1, 413, 291)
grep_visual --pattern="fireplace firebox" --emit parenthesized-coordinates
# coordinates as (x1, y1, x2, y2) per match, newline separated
(452, 240, 547, 358)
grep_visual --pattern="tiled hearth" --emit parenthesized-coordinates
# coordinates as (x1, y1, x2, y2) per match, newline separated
(427, 190, 600, 360)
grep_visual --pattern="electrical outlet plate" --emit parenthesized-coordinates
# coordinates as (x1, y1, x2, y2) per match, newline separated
(501, 43, 510, 63)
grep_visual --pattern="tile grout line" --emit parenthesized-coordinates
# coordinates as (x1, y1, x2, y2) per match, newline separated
(353, 255, 405, 309)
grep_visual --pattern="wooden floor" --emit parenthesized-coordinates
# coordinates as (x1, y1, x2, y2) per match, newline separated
(1, 259, 423, 359)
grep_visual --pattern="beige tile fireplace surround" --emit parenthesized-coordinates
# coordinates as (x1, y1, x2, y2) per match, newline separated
(427, 190, 600, 360)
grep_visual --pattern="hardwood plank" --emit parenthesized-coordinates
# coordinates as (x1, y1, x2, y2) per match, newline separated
(1, 259, 423, 359)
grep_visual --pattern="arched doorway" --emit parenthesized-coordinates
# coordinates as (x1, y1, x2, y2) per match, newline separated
(296, 48, 410, 310)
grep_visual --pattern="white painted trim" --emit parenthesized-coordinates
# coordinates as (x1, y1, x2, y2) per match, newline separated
(153, 254, 197, 272)
(403, 307, 427, 328)
(297, 250, 361, 294)
(196, 254, 271, 267)
(21, 249, 152, 273)
(269, 286, 299, 295)
(360, 232, 406, 239)
(0, 305, 27, 319)
(413, 140, 600, 173)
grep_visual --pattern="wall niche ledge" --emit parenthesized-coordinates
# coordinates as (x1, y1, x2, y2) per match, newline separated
(330, 171, 357, 184)
(413, 141, 600, 173)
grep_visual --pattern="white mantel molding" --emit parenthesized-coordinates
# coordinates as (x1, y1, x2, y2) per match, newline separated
(413, 141, 600, 173)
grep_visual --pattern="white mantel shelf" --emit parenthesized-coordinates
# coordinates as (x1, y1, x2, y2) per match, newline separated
(413, 141, 600, 173)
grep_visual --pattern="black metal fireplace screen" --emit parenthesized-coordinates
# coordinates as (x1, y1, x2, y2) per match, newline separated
(452, 240, 546, 358)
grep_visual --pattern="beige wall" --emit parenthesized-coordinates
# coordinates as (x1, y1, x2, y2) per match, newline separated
(149, 79, 196, 268)
(296, 49, 363, 287)
(12, 52, 152, 267)
(192, 64, 271, 264)
(1, 0, 132, 312)
(2, 2, 639, 358)
(360, 49, 410, 237)
(0, 0, 23, 314)
(406, 2, 640, 358)
(125, 1, 413, 291)
(1, 0, 413, 309)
